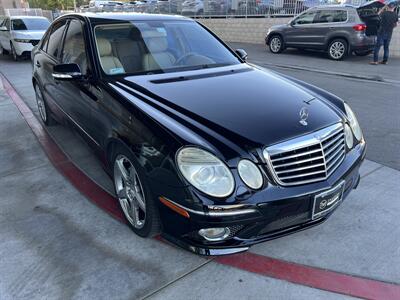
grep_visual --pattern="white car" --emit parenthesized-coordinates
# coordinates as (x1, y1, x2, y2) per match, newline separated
(0, 16, 50, 61)
(182, 0, 204, 14)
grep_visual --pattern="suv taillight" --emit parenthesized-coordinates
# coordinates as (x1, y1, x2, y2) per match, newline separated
(353, 24, 367, 31)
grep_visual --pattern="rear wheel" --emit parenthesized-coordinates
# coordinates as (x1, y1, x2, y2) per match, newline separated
(269, 35, 284, 54)
(34, 83, 56, 126)
(328, 39, 347, 60)
(112, 146, 161, 237)
(354, 50, 372, 56)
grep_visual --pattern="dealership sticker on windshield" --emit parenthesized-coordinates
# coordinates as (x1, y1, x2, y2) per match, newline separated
(109, 67, 125, 75)
(312, 180, 345, 220)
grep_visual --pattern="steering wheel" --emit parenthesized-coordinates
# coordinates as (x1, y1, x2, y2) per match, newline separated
(175, 52, 200, 65)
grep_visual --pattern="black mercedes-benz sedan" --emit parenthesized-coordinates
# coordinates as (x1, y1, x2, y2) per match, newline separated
(32, 12, 366, 255)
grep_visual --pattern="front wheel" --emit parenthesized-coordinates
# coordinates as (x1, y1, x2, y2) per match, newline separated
(112, 147, 161, 237)
(328, 39, 347, 60)
(0, 43, 9, 55)
(10, 43, 20, 61)
(268, 35, 284, 54)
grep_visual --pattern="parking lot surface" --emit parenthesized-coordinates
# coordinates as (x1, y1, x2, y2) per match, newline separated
(0, 48, 399, 300)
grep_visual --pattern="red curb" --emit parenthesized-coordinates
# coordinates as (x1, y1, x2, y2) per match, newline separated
(0, 73, 125, 223)
(2, 73, 400, 300)
(216, 248, 400, 299)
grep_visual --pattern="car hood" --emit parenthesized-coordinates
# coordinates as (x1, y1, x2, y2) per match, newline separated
(113, 64, 342, 157)
(269, 23, 289, 31)
(12, 30, 46, 40)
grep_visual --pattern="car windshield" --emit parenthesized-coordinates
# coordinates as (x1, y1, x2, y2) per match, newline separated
(94, 20, 241, 76)
(11, 18, 50, 31)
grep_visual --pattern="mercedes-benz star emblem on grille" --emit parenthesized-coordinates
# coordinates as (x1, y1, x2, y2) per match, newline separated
(299, 107, 309, 126)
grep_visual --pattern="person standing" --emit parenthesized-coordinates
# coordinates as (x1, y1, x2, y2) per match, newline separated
(370, 3, 399, 65)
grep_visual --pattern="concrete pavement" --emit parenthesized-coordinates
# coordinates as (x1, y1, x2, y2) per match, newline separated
(1, 53, 400, 299)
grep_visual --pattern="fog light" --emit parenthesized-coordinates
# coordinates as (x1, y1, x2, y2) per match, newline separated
(198, 227, 230, 241)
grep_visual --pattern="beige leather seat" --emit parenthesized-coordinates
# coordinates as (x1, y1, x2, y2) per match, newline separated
(142, 32, 175, 71)
(97, 38, 125, 75)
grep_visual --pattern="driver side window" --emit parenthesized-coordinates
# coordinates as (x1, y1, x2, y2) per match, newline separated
(61, 19, 88, 75)
(293, 11, 318, 25)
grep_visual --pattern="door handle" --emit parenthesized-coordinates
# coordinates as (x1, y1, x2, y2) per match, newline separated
(35, 61, 41, 68)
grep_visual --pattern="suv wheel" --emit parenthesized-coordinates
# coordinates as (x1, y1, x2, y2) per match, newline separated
(328, 39, 347, 60)
(0, 44, 9, 55)
(269, 35, 284, 54)
(10, 43, 20, 61)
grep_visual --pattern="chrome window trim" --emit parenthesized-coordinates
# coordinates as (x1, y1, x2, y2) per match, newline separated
(263, 123, 345, 187)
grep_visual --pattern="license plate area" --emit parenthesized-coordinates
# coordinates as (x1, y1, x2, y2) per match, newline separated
(312, 181, 345, 220)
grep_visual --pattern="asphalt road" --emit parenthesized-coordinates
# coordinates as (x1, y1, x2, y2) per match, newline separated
(1, 46, 399, 170)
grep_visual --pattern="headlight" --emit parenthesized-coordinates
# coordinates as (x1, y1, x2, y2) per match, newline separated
(177, 147, 235, 198)
(344, 123, 354, 149)
(238, 159, 263, 190)
(344, 103, 362, 141)
(14, 38, 31, 43)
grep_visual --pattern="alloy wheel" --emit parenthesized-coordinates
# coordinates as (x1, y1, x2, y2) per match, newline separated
(329, 42, 345, 60)
(270, 37, 281, 53)
(114, 155, 146, 229)
(35, 85, 47, 122)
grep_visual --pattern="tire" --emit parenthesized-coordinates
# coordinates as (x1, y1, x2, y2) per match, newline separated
(34, 83, 56, 126)
(0, 43, 9, 55)
(112, 145, 161, 238)
(327, 39, 347, 60)
(10, 43, 20, 61)
(354, 50, 372, 56)
(268, 35, 284, 54)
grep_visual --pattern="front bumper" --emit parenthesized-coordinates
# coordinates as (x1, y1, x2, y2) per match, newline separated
(158, 140, 366, 256)
(13, 40, 35, 56)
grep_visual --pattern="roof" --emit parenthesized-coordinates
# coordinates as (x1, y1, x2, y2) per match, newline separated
(65, 12, 191, 22)
(308, 5, 356, 9)
(9, 15, 49, 20)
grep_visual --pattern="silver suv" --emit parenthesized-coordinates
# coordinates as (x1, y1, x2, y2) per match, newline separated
(265, 2, 382, 60)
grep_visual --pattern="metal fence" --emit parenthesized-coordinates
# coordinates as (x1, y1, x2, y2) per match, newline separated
(4, 8, 55, 21)
(80, 0, 369, 18)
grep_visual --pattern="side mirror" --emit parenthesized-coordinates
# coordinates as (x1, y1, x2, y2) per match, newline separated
(0, 26, 8, 31)
(289, 20, 296, 27)
(52, 63, 83, 81)
(235, 48, 248, 61)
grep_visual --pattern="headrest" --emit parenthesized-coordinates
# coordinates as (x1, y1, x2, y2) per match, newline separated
(146, 36, 168, 53)
(97, 38, 112, 57)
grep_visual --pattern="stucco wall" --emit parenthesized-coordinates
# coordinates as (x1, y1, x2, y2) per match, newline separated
(198, 17, 400, 57)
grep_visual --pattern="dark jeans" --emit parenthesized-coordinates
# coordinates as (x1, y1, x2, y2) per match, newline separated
(373, 33, 392, 62)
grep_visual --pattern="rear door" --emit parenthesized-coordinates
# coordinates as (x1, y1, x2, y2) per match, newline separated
(285, 10, 319, 47)
(312, 9, 349, 47)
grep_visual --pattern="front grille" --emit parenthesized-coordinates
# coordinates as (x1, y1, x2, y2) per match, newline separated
(263, 123, 345, 186)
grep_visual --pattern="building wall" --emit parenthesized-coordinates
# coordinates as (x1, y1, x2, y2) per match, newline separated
(198, 17, 400, 57)
(0, 0, 24, 15)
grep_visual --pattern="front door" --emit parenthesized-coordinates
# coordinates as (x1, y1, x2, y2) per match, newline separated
(56, 18, 100, 147)
(285, 10, 319, 47)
